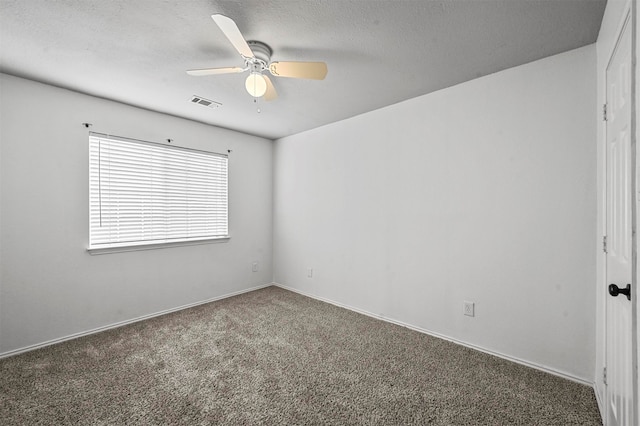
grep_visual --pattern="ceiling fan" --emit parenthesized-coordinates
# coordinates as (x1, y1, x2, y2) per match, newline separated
(187, 14, 328, 101)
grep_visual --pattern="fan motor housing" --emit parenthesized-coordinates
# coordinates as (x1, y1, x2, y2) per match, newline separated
(247, 41, 272, 66)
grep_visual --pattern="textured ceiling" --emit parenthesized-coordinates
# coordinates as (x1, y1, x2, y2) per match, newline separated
(0, 0, 606, 140)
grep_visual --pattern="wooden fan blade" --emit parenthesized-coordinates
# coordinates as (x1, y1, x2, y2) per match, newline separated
(211, 14, 254, 58)
(263, 75, 278, 101)
(186, 67, 245, 76)
(269, 61, 328, 80)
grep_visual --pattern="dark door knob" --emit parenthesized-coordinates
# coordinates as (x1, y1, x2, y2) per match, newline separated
(609, 284, 631, 301)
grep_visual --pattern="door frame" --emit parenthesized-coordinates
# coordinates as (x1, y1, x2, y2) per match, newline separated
(633, 1, 639, 422)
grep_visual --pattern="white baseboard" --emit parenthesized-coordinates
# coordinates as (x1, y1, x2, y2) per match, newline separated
(274, 283, 594, 388)
(0, 283, 274, 359)
(2, 281, 596, 391)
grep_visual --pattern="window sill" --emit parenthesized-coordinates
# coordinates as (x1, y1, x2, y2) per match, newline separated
(87, 237, 230, 255)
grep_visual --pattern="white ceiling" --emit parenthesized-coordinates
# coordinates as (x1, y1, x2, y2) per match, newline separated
(0, 0, 606, 140)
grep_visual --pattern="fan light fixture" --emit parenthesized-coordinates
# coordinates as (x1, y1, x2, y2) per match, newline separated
(245, 72, 267, 97)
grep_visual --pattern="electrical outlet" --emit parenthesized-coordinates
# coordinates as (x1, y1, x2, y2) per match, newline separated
(307, 268, 313, 278)
(252, 262, 259, 272)
(463, 301, 475, 317)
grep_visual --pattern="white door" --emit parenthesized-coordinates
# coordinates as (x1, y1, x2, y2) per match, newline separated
(605, 11, 634, 426)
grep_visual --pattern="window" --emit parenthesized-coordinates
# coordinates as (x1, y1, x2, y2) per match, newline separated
(89, 133, 228, 250)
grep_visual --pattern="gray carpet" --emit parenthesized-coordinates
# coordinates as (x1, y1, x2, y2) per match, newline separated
(0, 286, 601, 425)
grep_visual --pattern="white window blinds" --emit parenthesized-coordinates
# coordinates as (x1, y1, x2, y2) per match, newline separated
(89, 133, 228, 250)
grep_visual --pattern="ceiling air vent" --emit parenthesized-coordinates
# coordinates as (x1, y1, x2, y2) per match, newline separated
(190, 95, 221, 108)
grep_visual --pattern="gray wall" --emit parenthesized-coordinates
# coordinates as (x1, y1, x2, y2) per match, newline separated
(273, 45, 597, 382)
(0, 74, 274, 354)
